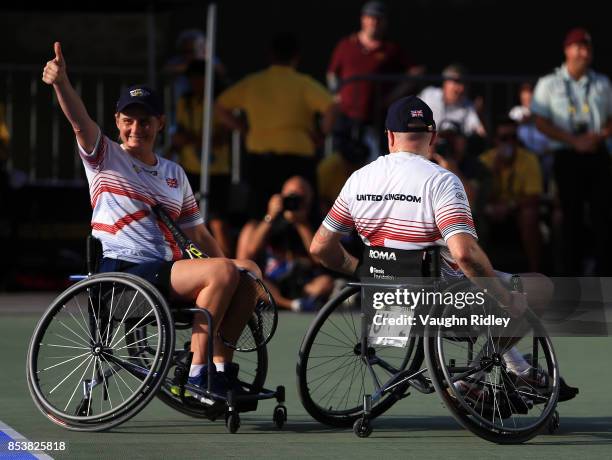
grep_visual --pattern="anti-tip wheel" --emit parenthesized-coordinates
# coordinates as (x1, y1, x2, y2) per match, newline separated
(225, 412, 240, 434)
(548, 410, 560, 434)
(353, 418, 373, 438)
(273, 405, 287, 429)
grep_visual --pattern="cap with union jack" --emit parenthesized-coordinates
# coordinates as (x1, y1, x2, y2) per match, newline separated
(385, 95, 436, 133)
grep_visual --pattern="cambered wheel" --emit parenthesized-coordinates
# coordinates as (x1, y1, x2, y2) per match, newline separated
(156, 318, 268, 418)
(27, 273, 174, 431)
(425, 279, 560, 444)
(297, 286, 421, 427)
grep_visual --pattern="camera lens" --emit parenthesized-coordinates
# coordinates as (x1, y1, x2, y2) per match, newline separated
(282, 194, 302, 211)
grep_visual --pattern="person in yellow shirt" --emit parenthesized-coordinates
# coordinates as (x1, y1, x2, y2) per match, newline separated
(480, 118, 543, 272)
(0, 103, 9, 167)
(171, 60, 233, 256)
(215, 32, 338, 220)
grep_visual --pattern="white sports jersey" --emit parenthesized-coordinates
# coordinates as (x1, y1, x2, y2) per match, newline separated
(79, 131, 203, 263)
(323, 151, 477, 277)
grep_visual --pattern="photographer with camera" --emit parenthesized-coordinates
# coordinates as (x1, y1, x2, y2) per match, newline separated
(532, 28, 612, 275)
(236, 176, 334, 311)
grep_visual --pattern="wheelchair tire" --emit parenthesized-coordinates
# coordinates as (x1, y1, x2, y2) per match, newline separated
(424, 281, 560, 444)
(156, 318, 268, 418)
(297, 285, 421, 428)
(27, 273, 175, 431)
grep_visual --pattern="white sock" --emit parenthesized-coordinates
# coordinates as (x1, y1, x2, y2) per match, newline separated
(503, 347, 531, 373)
(189, 364, 205, 377)
(290, 299, 301, 312)
(215, 362, 225, 372)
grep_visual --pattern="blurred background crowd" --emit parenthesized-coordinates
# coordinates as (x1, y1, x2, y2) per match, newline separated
(0, 1, 610, 313)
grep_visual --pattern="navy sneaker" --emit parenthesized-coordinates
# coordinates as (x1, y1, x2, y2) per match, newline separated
(224, 362, 248, 395)
(291, 296, 319, 312)
(223, 362, 258, 412)
(187, 365, 230, 399)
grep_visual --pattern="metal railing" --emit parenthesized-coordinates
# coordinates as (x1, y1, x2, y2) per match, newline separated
(0, 66, 539, 185)
(333, 72, 540, 146)
(0, 64, 154, 185)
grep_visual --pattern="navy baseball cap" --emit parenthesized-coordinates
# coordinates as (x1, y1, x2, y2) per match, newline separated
(385, 96, 436, 133)
(116, 85, 164, 116)
(361, 1, 386, 17)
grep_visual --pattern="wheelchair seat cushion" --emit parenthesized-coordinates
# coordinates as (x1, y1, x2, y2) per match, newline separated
(99, 257, 173, 296)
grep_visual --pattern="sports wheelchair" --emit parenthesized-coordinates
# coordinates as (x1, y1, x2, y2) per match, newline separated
(27, 236, 287, 433)
(297, 247, 561, 444)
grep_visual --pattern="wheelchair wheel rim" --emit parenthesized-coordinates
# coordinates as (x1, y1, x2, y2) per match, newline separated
(434, 301, 560, 434)
(298, 285, 418, 420)
(27, 275, 172, 424)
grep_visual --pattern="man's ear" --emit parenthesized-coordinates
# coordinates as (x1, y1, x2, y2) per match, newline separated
(157, 115, 166, 132)
(387, 130, 394, 148)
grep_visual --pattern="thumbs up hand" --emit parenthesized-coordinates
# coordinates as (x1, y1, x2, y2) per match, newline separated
(42, 42, 67, 85)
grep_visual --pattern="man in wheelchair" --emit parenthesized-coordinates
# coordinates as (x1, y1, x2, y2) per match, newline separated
(42, 42, 260, 399)
(310, 95, 578, 411)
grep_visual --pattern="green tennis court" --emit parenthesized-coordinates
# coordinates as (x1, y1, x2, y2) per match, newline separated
(1, 295, 611, 459)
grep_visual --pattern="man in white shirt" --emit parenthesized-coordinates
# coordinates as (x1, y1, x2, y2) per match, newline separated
(532, 28, 612, 276)
(419, 64, 486, 138)
(310, 95, 578, 403)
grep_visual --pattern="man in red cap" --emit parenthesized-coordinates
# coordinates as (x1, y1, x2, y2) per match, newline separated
(327, 1, 423, 160)
(532, 28, 612, 276)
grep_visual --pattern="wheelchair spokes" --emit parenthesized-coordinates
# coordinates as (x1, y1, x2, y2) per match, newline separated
(297, 286, 419, 426)
(28, 275, 173, 430)
(430, 318, 559, 440)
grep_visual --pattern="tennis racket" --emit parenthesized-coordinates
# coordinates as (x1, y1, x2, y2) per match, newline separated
(152, 204, 277, 352)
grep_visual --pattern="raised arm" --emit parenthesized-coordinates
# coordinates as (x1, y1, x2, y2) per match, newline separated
(42, 42, 99, 153)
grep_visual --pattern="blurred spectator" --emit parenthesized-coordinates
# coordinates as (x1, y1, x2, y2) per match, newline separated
(236, 176, 334, 312)
(509, 82, 553, 191)
(479, 118, 542, 272)
(215, 32, 337, 220)
(164, 28, 228, 100)
(532, 28, 612, 275)
(317, 134, 370, 215)
(429, 119, 491, 237)
(327, 1, 422, 160)
(0, 102, 9, 177)
(171, 59, 233, 256)
(419, 64, 487, 138)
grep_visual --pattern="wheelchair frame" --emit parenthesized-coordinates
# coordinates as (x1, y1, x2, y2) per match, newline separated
(26, 236, 287, 433)
(296, 247, 561, 444)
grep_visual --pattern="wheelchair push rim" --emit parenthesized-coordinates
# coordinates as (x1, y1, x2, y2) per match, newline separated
(425, 280, 560, 442)
(297, 285, 420, 427)
(27, 273, 174, 429)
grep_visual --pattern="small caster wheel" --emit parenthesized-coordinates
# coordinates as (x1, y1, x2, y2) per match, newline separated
(353, 418, 373, 438)
(225, 412, 240, 434)
(75, 398, 91, 416)
(273, 405, 287, 429)
(548, 410, 560, 434)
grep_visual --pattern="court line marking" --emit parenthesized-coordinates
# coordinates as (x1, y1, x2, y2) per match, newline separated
(0, 420, 54, 460)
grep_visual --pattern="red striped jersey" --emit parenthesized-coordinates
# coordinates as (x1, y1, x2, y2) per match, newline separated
(79, 131, 203, 263)
(323, 151, 477, 276)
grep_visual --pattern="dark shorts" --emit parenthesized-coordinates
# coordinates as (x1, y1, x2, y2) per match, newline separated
(99, 258, 174, 297)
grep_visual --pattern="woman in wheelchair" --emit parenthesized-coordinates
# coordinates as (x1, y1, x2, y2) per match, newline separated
(42, 42, 260, 398)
